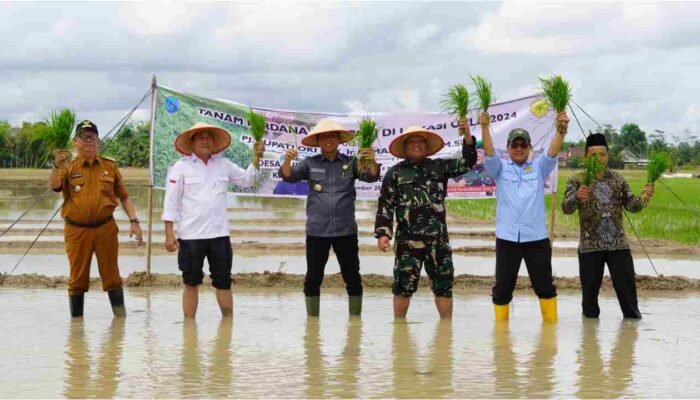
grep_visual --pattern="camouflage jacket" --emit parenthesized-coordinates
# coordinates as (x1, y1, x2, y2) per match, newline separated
(561, 169, 645, 253)
(374, 139, 477, 240)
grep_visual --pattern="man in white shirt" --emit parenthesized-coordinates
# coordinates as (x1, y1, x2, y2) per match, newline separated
(163, 122, 263, 318)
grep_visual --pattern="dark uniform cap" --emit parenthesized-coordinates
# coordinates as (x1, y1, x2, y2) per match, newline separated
(507, 128, 531, 144)
(75, 120, 99, 136)
(585, 133, 608, 149)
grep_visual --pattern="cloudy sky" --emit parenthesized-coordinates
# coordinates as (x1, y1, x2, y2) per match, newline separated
(1, 1, 699, 142)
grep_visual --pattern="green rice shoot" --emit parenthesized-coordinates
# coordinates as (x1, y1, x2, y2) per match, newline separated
(247, 109, 267, 143)
(646, 151, 670, 183)
(471, 75, 493, 112)
(539, 75, 572, 113)
(356, 117, 377, 149)
(583, 153, 605, 186)
(440, 84, 471, 119)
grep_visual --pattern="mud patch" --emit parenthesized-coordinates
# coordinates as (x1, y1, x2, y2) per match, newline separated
(3, 271, 700, 292)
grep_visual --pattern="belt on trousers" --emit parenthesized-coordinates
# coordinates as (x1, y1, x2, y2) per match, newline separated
(65, 216, 113, 228)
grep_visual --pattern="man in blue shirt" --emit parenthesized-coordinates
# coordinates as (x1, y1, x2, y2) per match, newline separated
(481, 110, 569, 322)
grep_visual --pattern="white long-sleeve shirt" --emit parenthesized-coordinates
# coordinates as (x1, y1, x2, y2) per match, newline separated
(162, 154, 258, 240)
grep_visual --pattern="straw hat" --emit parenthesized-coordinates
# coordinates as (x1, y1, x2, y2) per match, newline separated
(301, 118, 355, 147)
(388, 126, 444, 158)
(174, 123, 232, 155)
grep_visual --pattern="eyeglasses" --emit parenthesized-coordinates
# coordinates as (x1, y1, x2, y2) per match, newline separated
(77, 133, 98, 141)
(509, 142, 529, 150)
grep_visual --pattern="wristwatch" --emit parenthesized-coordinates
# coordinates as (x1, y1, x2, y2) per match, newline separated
(130, 218, 140, 224)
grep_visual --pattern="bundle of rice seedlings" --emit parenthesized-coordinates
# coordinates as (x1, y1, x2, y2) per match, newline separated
(354, 117, 377, 171)
(247, 109, 266, 169)
(440, 84, 470, 135)
(646, 151, 670, 184)
(471, 75, 493, 112)
(539, 75, 572, 113)
(642, 151, 670, 205)
(583, 153, 605, 186)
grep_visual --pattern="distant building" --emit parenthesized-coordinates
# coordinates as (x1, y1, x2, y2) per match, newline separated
(619, 149, 649, 169)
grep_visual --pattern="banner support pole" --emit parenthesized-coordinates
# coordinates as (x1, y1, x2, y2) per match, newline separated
(549, 190, 557, 246)
(146, 76, 157, 277)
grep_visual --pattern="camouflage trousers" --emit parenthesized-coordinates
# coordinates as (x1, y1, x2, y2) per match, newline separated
(392, 237, 454, 298)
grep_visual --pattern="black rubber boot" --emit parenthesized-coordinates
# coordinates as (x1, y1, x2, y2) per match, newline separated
(349, 295, 362, 316)
(108, 287, 126, 317)
(69, 293, 84, 318)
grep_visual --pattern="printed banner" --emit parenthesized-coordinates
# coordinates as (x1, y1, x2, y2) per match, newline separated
(153, 85, 559, 199)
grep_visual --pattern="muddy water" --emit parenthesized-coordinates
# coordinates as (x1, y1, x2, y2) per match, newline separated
(2, 253, 699, 279)
(1, 288, 700, 398)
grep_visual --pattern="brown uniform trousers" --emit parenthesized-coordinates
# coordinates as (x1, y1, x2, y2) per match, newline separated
(53, 155, 129, 295)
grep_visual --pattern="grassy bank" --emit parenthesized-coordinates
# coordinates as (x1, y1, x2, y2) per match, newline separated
(448, 169, 700, 245)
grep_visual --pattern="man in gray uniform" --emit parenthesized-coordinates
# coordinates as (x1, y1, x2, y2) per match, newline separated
(280, 118, 380, 317)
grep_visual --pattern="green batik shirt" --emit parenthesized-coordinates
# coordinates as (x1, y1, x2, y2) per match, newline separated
(375, 139, 477, 241)
(561, 169, 646, 253)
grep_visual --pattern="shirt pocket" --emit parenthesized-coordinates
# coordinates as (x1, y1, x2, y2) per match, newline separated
(309, 168, 327, 186)
(99, 176, 115, 197)
(426, 171, 444, 204)
(519, 171, 539, 196)
(397, 174, 415, 203)
(183, 175, 202, 191)
(216, 175, 229, 194)
(68, 176, 87, 197)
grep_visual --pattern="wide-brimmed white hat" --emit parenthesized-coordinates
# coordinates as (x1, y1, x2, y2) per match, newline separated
(300, 118, 355, 147)
(174, 123, 232, 155)
(388, 126, 445, 158)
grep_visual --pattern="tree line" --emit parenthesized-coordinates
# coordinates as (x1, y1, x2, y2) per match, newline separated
(1, 110, 699, 169)
(0, 109, 149, 168)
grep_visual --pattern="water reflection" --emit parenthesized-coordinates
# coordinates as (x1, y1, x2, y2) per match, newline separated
(303, 318, 364, 399)
(492, 322, 558, 398)
(392, 321, 454, 399)
(334, 319, 362, 398)
(304, 318, 327, 399)
(180, 321, 204, 397)
(576, 319, 639, 399)
(208, 319, 234, 398)
(63, 318, 125, 399)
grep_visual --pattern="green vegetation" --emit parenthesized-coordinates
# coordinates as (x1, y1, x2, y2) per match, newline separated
(441, 84, 471, 119)
(646, 151, 670, 183)
(448, 170, 699, 245)
(101, 121, 150, 167)
(539, 75, 572, 113)
(583, 153, 605, 185)
(471, 75, 493, 112)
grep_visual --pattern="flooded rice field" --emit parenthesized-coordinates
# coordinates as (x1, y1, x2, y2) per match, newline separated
(3, 180, 700, 398)
(2, 288, 700, 398)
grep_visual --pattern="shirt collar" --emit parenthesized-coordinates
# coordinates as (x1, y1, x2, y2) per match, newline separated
(74, 155, 100, 166)
(188, 153, 219, 164)
(507, 158, 532, 168)
(321, 152, 346, 162)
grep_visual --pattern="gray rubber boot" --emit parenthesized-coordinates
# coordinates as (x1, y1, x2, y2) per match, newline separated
(69, 293, 84, 318)
(108, 287, 126, 317)
(305, 296, 320, 317)
(349, 295, 362, 316)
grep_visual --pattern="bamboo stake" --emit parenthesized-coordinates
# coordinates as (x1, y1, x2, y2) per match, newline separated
(146, 76, 157, 277)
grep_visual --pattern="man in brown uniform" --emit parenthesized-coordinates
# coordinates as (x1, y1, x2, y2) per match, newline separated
(48, 120, 144, 318)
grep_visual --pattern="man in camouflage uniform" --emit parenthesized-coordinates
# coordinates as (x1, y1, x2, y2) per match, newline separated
(375, 120, 477, 319)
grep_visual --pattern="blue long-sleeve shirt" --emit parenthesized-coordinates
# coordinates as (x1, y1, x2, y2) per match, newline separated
(484, 152, 558, 243)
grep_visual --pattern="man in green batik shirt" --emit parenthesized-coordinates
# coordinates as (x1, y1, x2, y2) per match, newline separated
(375, 120, 477, 319)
